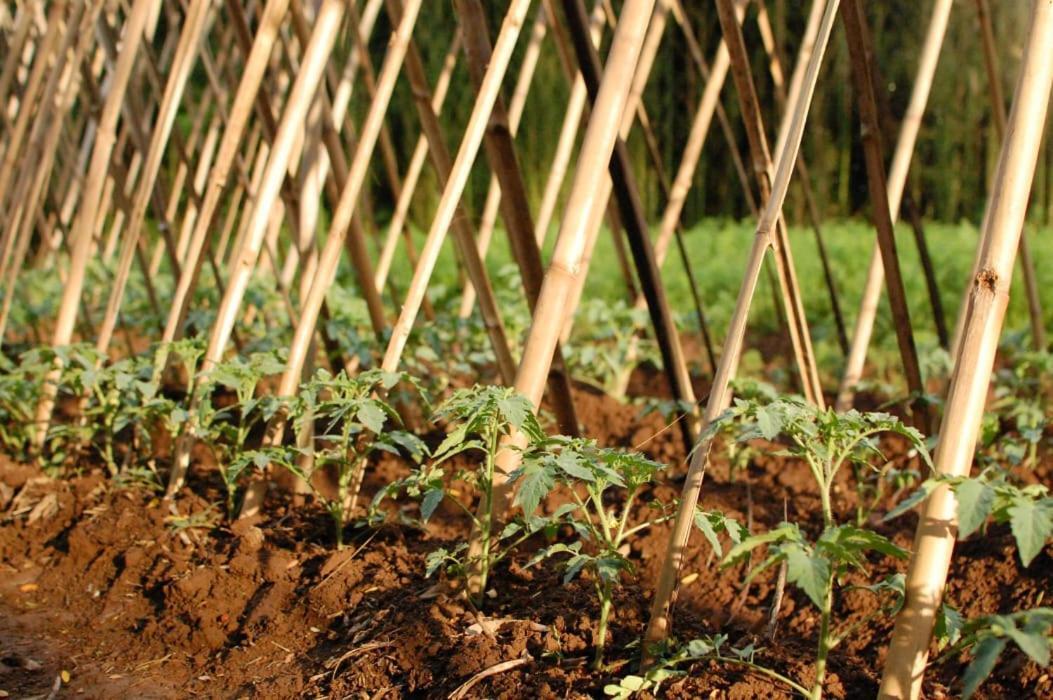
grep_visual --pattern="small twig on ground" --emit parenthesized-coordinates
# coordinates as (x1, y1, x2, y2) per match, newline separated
(448, 656, 531, 700)
(766, 497, 790, 641)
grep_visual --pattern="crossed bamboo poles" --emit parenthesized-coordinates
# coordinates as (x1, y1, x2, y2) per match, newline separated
(4, 1, 1051, 695)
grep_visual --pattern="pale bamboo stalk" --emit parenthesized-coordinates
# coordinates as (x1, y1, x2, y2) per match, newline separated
(976, 0, 1046, 351)
(0, 2, 100, 341)
(881, 3, 1053, 696)
(93, 0, 213, 357)
(457, 3, 548, 318)
(0, 0, 84, 277)
(0, 1, 66, 229)
(456, 0, 580, 436)
(31, 0, 154, 453)
(161, 0, 293, 345)
(644, 0, 841, 653)
(379, 0, 534, 382)
(165, 0, 347, 499)
(463, 0, 659, 603)
(0, 4, 35, 130)
(757, 0, 848, 354)
(841, 0, 929, 432)
(835, 0, 953, 411)
(239, 0, 426, 518)
(532, 0, 606, 250)
(373, 30, 461, 293)
(562, 0, 697, 445)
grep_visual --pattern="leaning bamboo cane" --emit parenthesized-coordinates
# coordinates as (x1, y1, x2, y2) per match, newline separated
(834, 0, 953, 412)
(160, 0, 290, 347)
(757, 0, 848, 355)
(378, 0, 534, 382)
(643, 0, 841, 655)
(880, 3, 1053, 696)
(456, 0, 580, 437)
(372, 30, 461, 294)
(0, 0, 66, 229)
(560, 0, 697, 451)
(239, 0, 426, 518)
(0, 4, 34, 131)
(841, 0, 929, 433)
(462, 0, 659, 603)
(166, 0, 347, 499)
(712, 0, 826, 408)
(456, 2, 548, 319)
(0, 1, 100, 342)
(93, 0, 214, 357)
(31, 0, 154, 453)
(974, 0, 1046, 352)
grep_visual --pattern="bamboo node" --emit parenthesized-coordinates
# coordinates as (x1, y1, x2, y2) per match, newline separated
(976, 267, 998, 292)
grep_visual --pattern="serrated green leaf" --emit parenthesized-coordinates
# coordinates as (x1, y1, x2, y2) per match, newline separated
(513, 460, 555, 516)
(420, 488, 444, 523)
(954, 478, 995, 539)
(785, 545, 830, 608)
(962, 636, 1007, 700)
(1008, 497, 1052, 566)
(356, 402, 387, 434)
(1004, 625, 1051, 667)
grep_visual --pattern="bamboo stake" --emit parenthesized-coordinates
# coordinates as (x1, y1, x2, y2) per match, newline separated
(560, 0, 697, 448)
(456, 2, 548, 319)
(166, 0, 348, 499)
(756, 0, 847, 355)
(463, 0, 659, 602)
(456, 0, 580, 437)
(0, 4, 35, 131)
(31, 0, 154, 453)
(835, 0, 954, 411)
(378, 0, 533, 383)
(840, 0, 929, 433)
(975, 0, 1046, 351)
(0, 0, 66, 229)
(161, 0, 291, 346)
(881, 3, 1053, 696)
(0, 1, 100, 341)
(714, 0, 826, 408)
(643, 0, 841, 654)
(93, 0, 214, 357)
(372, 30, 461, 294)
(239, 0, 426, 518)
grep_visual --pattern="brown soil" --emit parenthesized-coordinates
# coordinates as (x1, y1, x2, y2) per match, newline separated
(1, 377, 1051, 699)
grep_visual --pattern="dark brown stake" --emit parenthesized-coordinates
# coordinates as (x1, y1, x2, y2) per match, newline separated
(455, 0, 581, 437)
(561, 0, 696, 450)
(841, 0, 929, 433)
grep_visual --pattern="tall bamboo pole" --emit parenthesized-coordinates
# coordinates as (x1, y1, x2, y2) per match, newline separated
(643, 0, 841, 654)
(561, 0, 697, 451)
(836, 0, 954, 411)
(464, 0, 659, 602)
(166, 0, 347, 499)
(881, 3, 1053, 696)
(93, 0, 214, 357)
(378, 0, 534, 382)
(0, 0, 66, 229)
(372, 30, 461, 294)
(0, 4, 35, 131)
(456, 3, 548, 319)
(840, 0, 929, 433)
(31, 0, 154, 453)
(456, 0, 580, 437)
(0, 1, 100, 342)
(975, 0, 1046, 351)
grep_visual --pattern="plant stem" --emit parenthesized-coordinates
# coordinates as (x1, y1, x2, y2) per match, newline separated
(811, 575, 835, 700)
(594, 581, 612, 670)
(475, 421, 499, 605)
